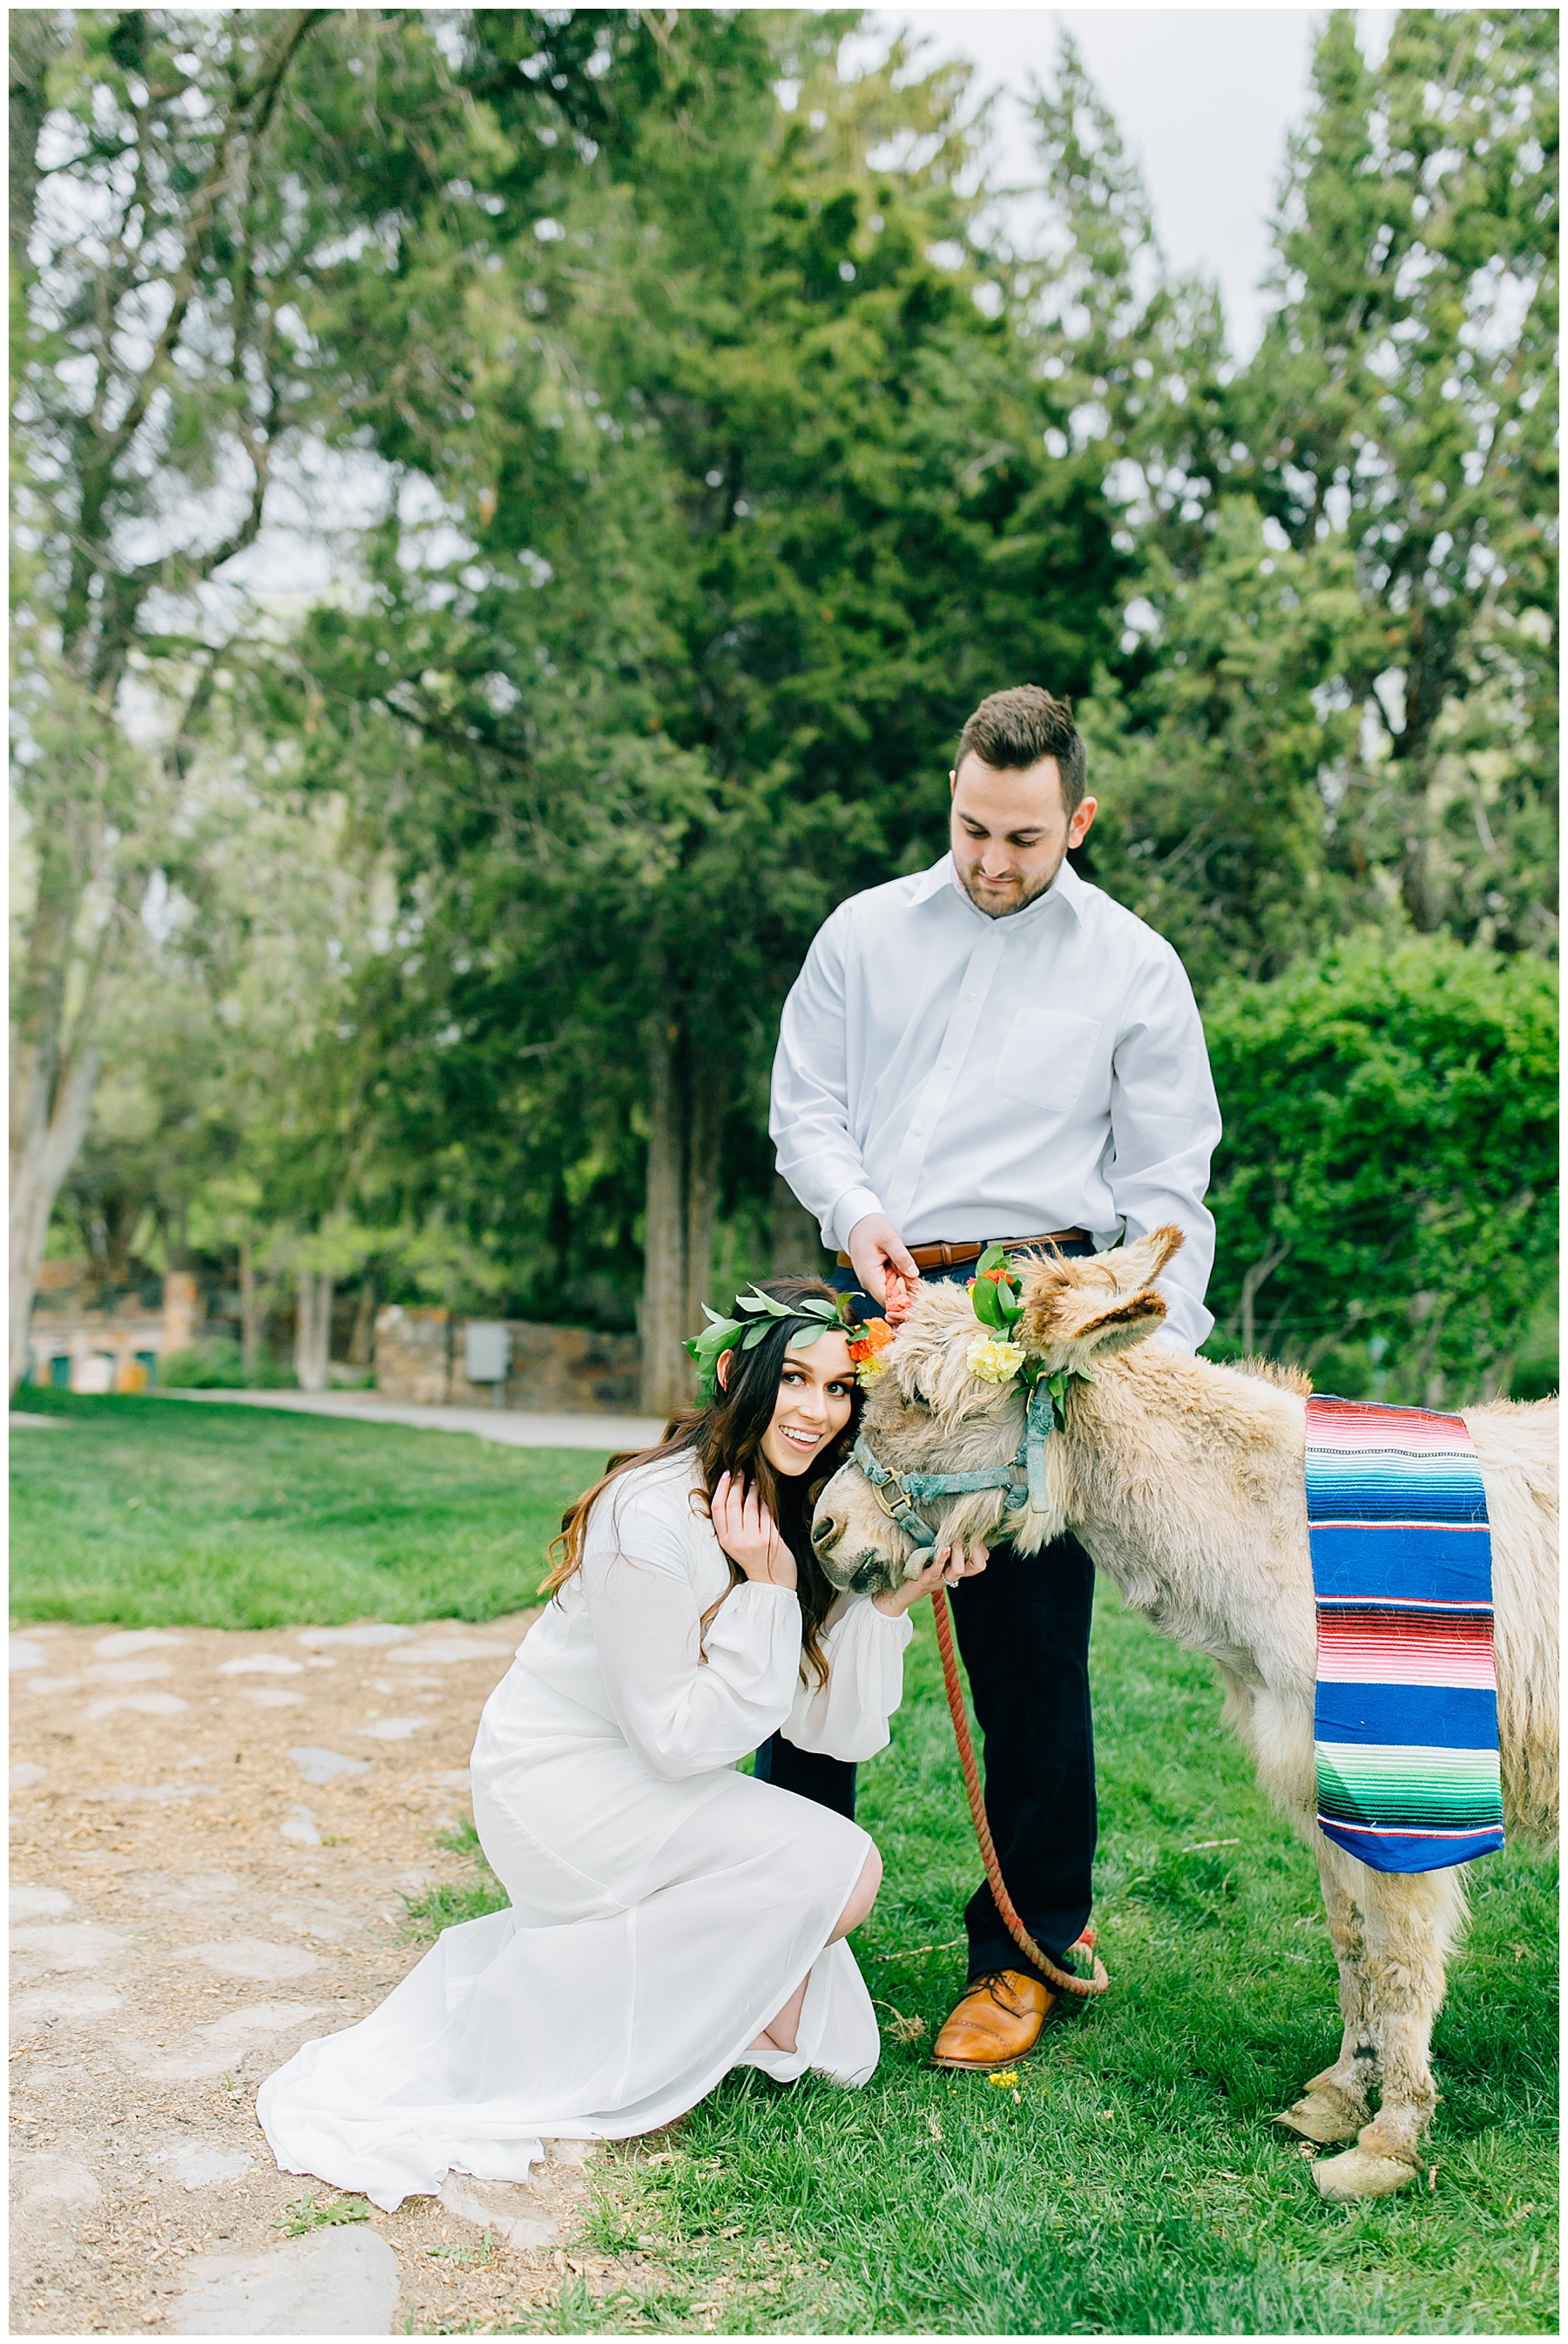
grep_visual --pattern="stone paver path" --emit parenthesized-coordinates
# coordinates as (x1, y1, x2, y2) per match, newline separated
(10, 1615, 649, 2335)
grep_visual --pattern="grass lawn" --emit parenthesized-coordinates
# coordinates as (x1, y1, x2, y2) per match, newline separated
(9, 1386, 602, 1626)
(428, 1616, 1558, 2337)
(12, 1392, 1558, 2332)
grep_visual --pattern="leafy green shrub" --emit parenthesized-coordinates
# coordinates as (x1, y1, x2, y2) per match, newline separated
(159, 1342, 247, 1389)
(1202, 936, 1557, 1406)
(1509, 1297, 1560, 1403)
(159, 1341, 295, 1390)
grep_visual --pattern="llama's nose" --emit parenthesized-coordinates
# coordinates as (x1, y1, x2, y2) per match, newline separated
(811, 1511, 841, 1556)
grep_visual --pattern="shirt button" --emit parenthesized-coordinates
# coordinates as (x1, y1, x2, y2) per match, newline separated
(941, 1060, 953, 1070)
(965, 991, 977, 1000)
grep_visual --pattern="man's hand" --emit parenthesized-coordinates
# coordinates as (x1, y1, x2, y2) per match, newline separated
(872, 1539, 989, 1617)
(847, 1212, 919, 1311)
(711, 1472, 796, 1591)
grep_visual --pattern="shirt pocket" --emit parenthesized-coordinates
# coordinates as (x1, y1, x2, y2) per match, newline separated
(992, 1006, 1105, 1116)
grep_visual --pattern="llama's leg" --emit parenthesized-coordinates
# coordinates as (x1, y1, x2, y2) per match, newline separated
(1313, 1861, 1468, 2203)
(1275, 1844, 1376, 2145)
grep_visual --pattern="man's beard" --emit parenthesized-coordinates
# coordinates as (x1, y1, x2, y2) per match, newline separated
(956, 857, 1062, 920)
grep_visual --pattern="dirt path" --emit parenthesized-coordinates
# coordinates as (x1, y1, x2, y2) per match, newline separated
(10, 1614, 655, 2335)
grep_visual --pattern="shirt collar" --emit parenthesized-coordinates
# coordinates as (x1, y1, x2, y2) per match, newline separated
(911, 849, 1086, 926)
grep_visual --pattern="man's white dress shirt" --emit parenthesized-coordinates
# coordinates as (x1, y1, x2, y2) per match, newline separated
(769, 851, 1222, 1352)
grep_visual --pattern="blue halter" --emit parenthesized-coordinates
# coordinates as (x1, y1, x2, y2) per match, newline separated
(852, 1377, 1059, 1550)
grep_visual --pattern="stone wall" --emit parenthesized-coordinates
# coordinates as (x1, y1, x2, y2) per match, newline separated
(374, 1307, 640, 1414)
(26, 1263, 215, 1392)
(370, 1306, 454, 1406)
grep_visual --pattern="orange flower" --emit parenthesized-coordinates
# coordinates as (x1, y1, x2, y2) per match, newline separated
(848, 1317, 894, 1364)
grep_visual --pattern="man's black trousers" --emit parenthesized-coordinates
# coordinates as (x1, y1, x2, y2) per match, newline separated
(756, 1258, 1098, 1987)
(943, 1528, 1097, 1981)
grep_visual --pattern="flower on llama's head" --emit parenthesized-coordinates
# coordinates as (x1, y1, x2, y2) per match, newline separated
(966, 1333, 1025, 1386)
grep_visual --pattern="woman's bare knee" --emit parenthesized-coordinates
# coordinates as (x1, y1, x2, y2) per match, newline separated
(828, 1846, 882, 1943)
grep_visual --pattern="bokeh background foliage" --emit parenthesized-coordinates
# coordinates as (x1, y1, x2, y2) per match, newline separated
(10, 7, 1558, 1406)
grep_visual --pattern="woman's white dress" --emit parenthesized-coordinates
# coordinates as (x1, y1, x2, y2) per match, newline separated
(257, 1450, 912, 2212)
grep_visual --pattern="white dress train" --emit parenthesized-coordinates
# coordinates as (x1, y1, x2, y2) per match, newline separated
(257, 1450, 913, 2212)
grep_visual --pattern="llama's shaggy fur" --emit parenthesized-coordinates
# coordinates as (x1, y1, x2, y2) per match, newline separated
(812, 1230, 1558, 2201)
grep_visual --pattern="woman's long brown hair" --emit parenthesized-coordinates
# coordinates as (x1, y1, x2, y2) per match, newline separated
(544, 1277, 863, 1687)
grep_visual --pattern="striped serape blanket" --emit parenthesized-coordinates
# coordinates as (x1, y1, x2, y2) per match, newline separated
(1307, 1393, 1505, 1874)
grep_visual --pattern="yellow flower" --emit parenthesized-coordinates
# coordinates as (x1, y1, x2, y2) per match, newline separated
(966, 1334, 1025, 1385)
(855, 1354, 889, 1384)
(987, 2069, 1020, 2090)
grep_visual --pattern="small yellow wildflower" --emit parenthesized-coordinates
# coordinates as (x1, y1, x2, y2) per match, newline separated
(986, 2069, 1020, 2090)
(965, 1334, 1024, 1385)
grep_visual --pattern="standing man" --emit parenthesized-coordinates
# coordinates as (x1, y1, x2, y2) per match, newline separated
(767, 684, 1221, 2070)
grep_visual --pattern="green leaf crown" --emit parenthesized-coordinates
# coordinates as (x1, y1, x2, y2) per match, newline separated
(684, 1286, 855, 1406)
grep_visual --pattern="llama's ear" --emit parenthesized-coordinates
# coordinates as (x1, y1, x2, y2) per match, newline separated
(1105, 1225, 1184, 1293)
(1017, 1235, 1177, 1363)
(1072, 1287, 1166, 1358)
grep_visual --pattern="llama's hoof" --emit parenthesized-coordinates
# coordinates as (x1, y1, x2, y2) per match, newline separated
(1311, 2145, 1420, 2202)
(1274, 2084, 1363, 2145)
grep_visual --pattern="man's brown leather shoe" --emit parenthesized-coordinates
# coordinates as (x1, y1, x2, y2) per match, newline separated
(930, 1970, 1056, 2070)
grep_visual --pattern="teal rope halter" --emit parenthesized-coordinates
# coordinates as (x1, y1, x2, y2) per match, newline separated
(852, 1377, 1060, 1550)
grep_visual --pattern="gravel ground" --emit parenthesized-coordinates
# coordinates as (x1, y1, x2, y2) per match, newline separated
(10, 1613, 661, 2336)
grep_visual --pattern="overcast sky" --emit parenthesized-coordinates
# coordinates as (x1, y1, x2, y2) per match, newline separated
(866, 8, 1397, 356)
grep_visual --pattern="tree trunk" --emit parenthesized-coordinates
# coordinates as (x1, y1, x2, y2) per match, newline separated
(9, 1040, 98, 1392)
(770, 1175, 826, 1277)
(10, 806, 101, 1392)
(294, 1268, 334, 1394)
(639, 1018, 731, 1416)
(240, 1237, 263, 1383)
(682, 1070, 724, 1344)
(9, 10, 65, 272)
(163, 1271, 199, 1358)
(639, 1017, 688, 1415)
(348, 1279, 377, 1367)
(1239, 1238, 1291, 1358)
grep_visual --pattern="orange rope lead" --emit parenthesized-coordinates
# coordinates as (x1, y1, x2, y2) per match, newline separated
(930, 1583, 1109, 2000)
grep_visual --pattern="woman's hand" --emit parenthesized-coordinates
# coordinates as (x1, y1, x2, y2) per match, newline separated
(872, 1538, 989, 1617)
(711, 1472, 796, 1591)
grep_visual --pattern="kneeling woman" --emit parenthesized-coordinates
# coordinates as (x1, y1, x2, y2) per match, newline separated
(258, 1277, 959, 2212)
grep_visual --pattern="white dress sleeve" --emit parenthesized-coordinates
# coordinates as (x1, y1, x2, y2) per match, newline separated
(583, 1475, 803, 1781)
(782, 1595, 913, 1763)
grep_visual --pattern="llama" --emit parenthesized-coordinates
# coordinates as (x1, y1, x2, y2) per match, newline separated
(811, 1229, 1558, 2201)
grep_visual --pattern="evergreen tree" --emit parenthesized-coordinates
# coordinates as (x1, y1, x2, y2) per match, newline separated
(1236, 10, 1557, 949)
(277, 12, 1130, 1403)
(27, 10, 1555, 1406)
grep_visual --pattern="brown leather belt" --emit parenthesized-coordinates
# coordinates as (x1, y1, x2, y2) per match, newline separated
(835, 1229, 1091, 1274)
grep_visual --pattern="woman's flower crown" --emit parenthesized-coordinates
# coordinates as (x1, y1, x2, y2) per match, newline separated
(681, 1254, 1088, 1410)
(684, 1286, 891, 1406)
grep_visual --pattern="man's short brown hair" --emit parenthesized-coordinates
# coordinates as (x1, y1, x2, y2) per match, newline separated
(955, 686, 1087, 815)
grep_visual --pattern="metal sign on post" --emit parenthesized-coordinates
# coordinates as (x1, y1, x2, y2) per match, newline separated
(464, 1322, 512, 1409)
